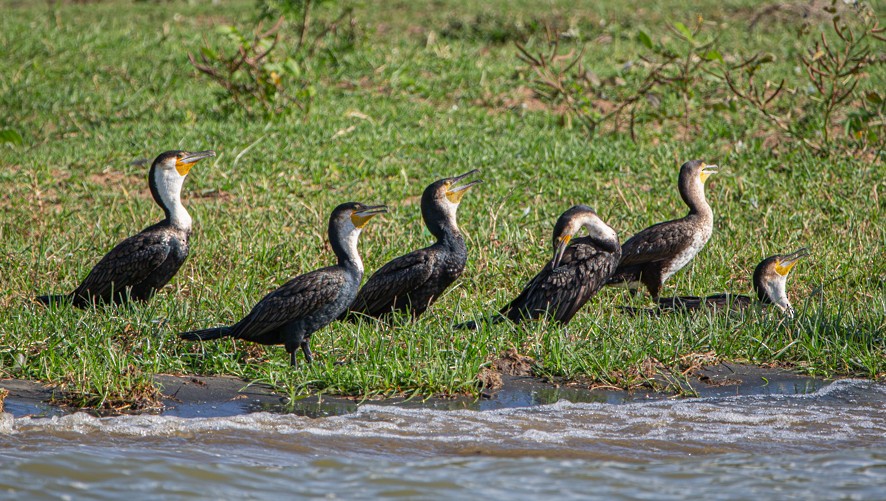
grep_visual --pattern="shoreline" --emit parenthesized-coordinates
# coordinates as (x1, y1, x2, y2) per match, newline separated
(1, 363, 831, 419)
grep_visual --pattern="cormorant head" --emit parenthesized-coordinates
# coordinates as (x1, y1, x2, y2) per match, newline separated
(421, 169, 482, 237)
(151, 150, 216, 178)
(551, 205, 620, 268)
(328, 202, 388, 269)
(148, 150, 215, 227)
(753, 247, 809, 317)
(677, 160, 718, 212)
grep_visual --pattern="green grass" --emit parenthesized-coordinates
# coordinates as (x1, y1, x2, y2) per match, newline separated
(0, 0, 884, 410)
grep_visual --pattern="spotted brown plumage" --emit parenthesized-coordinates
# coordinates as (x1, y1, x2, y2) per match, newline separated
(36, 150, 215, 308)
(344, 169, 481, 320)
(180, 203, 387, 366)
(606, 160, 718, 299)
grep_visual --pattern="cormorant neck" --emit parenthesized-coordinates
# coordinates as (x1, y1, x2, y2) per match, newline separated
(424, 203, 462, 245)
(150, 165, 192, 231)
(331, 226, 363, 274)
(756, 275, 792, 315)
(680, 174, 712, 220)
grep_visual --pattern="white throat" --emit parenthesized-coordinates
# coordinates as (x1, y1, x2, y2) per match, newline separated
(342, 224, 363, 273)
(765, 275, 792, 314)
(156, 168, 191, 231)
(583, 217, 618, 247)
(441, 199, 460, 233)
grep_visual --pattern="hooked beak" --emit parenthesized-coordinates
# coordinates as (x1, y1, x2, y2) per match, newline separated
(699, 163, 719, 183)
(775, 247, 809, 276)
(445, 169, 483, 204)
(175, 150, 216, 176)
(552, 234, 572, 269)
(351, 204, 388, 228)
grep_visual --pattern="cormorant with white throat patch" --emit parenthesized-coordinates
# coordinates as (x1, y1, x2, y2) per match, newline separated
(36, 150, 215, 308)
(656, 248, 809, 317)
(458, 205, 621, 329)
(180, 203, 387, 366)
(344, 170, 481, 320)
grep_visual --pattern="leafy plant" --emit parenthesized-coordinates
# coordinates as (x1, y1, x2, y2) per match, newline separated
(189, 18, 314, 116)
(257, 0, 359, 60)
(725, 2, 885, 156)
(515, 17, 725, 139)
(189, 1, 357, 116)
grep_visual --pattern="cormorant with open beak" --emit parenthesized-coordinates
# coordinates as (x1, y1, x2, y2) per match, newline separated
(606, 160, 718, 300)
(180, 203, 387, 366)
(36, 150, 215, 307)
(458, 205, 621, 328)
(656, 248, 809, 317)
(344, 170, 481, 320)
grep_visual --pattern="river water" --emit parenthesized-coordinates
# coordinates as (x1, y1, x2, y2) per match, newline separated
(2, 379, 885, 499)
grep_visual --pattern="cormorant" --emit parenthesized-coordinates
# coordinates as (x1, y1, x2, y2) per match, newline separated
(343, 170, 481, 320)
(458, 205, 621, 328)
(180, 202, 387, 366)
(656, 248, 809, 317)
(606, 160, 718, 299)
(36, 150, 215, 308)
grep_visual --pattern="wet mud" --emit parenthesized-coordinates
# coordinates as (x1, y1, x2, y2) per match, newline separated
(1, 363, 829, 419)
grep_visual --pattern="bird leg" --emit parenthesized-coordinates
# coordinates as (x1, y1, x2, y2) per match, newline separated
(300, 340, 313, 364)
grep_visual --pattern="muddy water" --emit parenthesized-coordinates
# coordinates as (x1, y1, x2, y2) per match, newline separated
(2, 379, 886, 499)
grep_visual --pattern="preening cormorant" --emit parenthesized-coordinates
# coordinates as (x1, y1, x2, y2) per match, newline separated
(36, 150, 215, 308)
(458, 205, 621, 328)
(180, 202, 387, 366)
(606, 160, 718, 299)
(343, 170, 481, 320)
(656, 248, 809, 317)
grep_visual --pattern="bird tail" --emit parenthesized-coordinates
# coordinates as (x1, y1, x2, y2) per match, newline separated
(453, 313, 506, 330)
(35, 294, 71, 306)
(179, 327, 233, 341)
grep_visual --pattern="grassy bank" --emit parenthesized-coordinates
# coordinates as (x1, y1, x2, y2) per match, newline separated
(1, 0, 883, 411)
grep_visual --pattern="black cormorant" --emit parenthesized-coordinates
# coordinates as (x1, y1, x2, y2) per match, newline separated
(179, 202, 387, 366)
(458, 205, 621, 328)
(656, 248, 809, 317)
(606, 160, 718, 299)
(343, 170, 481, 320)
(36, 150, 215, 308)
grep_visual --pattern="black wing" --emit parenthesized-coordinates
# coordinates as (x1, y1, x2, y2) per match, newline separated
(617, 219, 695, 267)
(73, 230, 172, 301)
(349, 249, 436, 315)
(231, 268, 345, 341)
(502, 238, 620, 324)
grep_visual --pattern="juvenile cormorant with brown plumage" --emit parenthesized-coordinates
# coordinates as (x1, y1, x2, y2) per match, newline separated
(36, 150, 215, 308)
(606, 160, 718, 299)
(656, 248, 808, 317)
(458, 205, 621, 328)
(344, 170, 481, 320)
(180, 203, 387, 366)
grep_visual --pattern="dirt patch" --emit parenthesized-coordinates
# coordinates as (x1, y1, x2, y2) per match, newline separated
(88, 170, 143, 189)
(191, 189, 235, 202)
(474, 86, 555, 114)
(478, 348, 539, 391)
(743, 1, 839, 31)
(493, 348, 536, 376)
(477, 367, 503, 391)
(53, 366, 163, 416)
